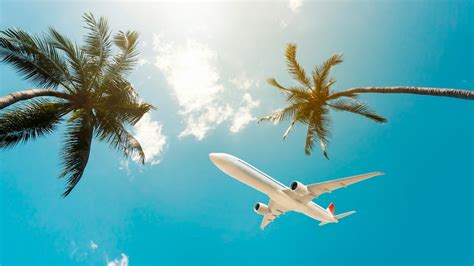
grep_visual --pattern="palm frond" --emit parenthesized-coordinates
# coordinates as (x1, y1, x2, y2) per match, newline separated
(82, 12, 112, 83)
(312, 53, 343, 96)
(284, 86, 312, 103)
(48, 27, 89, 90)
(0, 100, 69, 148)
(98, 31, 140, 92)
(319, 53, 343, 85)
(107, 126, 145, 164)
(267, 78, 288, 91)
(267, 79, 311, 104)
(305, 107, 331, 158)
(315, 113, 331, 158)
(110, 30, 139, 74)
(285, 43, 312, 89)
(304, 124, 316, 155)
(97, 78, 153, 124)
(102, 76, 136, 100)
(94, 110, 145, 164)
(112, 102, 153, 125)
(258, 103, 302, 124)
(60, 111, 93, 197)
(0, 28, 73, 90)
(329, 99, 387, 123)
(321, 53, 343, 80)
(325, 77, 337, 90)
(120, 129, 145, 164)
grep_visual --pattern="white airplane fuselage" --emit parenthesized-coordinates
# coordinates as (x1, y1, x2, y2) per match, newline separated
(209, 153, 337, 223)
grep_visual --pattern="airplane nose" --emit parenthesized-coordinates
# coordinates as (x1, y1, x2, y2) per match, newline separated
(209, 153, 234, 175)
(209, 153, 225, 165)
(209, 153, 219, 164)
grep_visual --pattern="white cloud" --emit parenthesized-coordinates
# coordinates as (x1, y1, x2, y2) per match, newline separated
(90, 240, 98, 250)
(229, 74, 259, 91)
(289, 0, 303, 13)
(230, 93, 260, 133)
(107, 253, 129, 266)
(131, 113, 167, 165)
(153, 34, 259, 139)
(119, 159, 131, 175)
(179, 103, 233, 140)
(154, 35, 222, 108)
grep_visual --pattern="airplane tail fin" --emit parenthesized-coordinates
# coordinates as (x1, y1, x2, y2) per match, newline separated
(326, 202, 335, 215)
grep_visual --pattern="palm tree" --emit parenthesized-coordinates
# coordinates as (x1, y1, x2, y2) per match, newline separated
(259, 43, 473, 159)
(0, 13, 153, 196)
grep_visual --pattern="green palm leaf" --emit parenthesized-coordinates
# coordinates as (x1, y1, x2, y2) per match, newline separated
(0, 29, 73, 90)
(48, 28, 89, 90)
(94, 109, 145, 164)
(97, 80, 153, 125)
(98, 31, 139, 94)
(0, 100, 69, 148)
(110, 30, 139, 74)
(114, 126, 145, 164)
(82, 12, 112, 84)
(60, 111, 93, 197)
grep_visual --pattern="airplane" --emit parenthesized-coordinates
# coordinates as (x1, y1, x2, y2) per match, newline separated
(209, 153, 383, 230)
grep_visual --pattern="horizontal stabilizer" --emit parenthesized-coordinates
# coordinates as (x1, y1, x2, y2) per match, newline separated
(319, 221, 329, 226)
(335, 211, 356, 220)
(319, 211, 356, 226)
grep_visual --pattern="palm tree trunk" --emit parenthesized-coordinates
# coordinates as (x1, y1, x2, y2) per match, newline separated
(335, 86, 474, 100)
(0, 89, 72, 109)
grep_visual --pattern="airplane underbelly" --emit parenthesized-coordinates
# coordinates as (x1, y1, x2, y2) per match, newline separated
(304, 203, 332, 222)
(224, 163, 281, 195)
(267, 192, 331, 222)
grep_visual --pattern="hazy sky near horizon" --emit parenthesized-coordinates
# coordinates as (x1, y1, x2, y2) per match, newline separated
(0, 1, 472, 265)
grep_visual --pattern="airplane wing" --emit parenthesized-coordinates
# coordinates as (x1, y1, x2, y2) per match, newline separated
(260, 200, 288, 230)
(285, 172, 383, 203)
(308, 172, 383, 198)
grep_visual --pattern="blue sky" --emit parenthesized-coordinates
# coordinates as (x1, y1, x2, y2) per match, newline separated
(0, 1, 472, 265)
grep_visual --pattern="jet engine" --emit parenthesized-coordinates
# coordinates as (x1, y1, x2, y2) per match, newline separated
(254, 202, 270, 215)
(290, 181, 308, 195)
